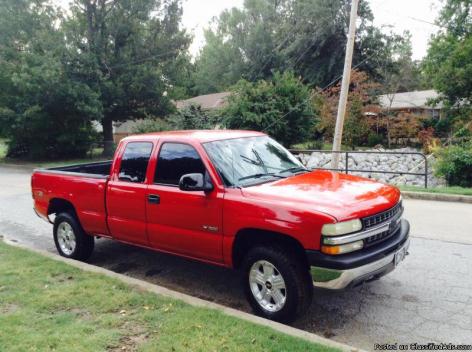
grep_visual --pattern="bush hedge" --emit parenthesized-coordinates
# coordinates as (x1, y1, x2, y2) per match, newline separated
(435, 141, 472, 187)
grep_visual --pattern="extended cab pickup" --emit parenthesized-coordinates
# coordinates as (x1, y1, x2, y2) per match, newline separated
(32, 130, 410, 322)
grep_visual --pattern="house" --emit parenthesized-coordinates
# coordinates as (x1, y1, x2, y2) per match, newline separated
(112, 92, 231, 142)
(377, 90, 443, 119)
(175, 92, 231, 110)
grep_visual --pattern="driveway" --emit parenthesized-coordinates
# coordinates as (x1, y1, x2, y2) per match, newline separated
(1, 165, 471, 350)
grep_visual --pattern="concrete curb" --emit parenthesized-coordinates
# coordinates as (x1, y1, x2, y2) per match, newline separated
(402, 191, 472, 204)
(3, 238, 362, 352)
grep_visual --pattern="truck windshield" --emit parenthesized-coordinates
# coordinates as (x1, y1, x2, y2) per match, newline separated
(203, 136, 307, 187)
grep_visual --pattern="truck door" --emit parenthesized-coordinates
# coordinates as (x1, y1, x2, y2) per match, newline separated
(145, 142, 223, 262)
(107, 141, 154, 245)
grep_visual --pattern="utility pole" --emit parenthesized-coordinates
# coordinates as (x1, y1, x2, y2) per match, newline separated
(331, 0, 359, 169)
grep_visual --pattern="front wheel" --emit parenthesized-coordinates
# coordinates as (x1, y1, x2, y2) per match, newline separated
(242, 246, 313, 323)
(53, 213, 94, 261)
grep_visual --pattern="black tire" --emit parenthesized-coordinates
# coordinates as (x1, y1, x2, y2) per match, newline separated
(242, 246, 313, 323)
(53, 212, 94, 261)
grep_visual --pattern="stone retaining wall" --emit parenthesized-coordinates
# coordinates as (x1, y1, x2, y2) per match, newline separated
(296, 148, 445, 187)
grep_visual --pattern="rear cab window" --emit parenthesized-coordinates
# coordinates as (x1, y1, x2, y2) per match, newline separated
(154, 142, 206, 186)
(119, 142, 153, 183)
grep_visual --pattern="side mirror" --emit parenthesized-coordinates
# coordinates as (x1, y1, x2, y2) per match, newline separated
(179, 173, 213, 193)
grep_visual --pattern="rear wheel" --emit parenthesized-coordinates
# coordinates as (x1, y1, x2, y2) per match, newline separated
(53, 213, 94, 261)
(242, 246, 313, 323)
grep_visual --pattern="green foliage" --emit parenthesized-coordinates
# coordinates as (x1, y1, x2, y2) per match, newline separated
(65, 0, 192, 155)
(0, 0, 193, 159)
(435, 141, 472, 187)
(380, 31, 427, 94)
(223, 72, 314, 147)
(399, 185, 472, 196)
(343, 97, 370, 148)
(132, 119, 171, 134)
(170, 104, 223, 130)
(367, 133, 385, 147)
(0, 241, 338, 352)
(193, 0, 405, 94)
(131, 105, 224, 133)
(0, 0, 101, 159)
(0, 139, 7, 159)
(314, 70, 380, 148)
(423, 0, 472, 136)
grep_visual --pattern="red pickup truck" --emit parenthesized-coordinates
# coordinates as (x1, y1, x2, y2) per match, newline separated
(32, 130, 410, 322)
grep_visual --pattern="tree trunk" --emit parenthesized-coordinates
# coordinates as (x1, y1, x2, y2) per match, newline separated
(102, 117, 114, 157)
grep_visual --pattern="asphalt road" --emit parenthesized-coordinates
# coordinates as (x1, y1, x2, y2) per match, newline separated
(1, 165, 471, 351)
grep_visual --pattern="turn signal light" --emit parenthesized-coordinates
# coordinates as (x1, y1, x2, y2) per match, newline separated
(321, 240, 364, 255)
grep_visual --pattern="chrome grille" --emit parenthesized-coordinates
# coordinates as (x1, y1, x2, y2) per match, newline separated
(362, 201, 403, 247)
(362, 201, 403, 229)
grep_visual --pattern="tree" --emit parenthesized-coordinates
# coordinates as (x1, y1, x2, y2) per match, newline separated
(193, 0, 403, 94)
(65, 0, 191, 156)
(0, 0, 101, 159)
(170, 104, 222, 130)
(423, 0, 472, 136)
(314, 70, 380, 148)
(380, 31, 426, 94)
(223, 72, 314, 147)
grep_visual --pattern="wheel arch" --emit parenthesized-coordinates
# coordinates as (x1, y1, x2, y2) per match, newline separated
(232, 228, 308, 270)
(48, 198, 77, 218)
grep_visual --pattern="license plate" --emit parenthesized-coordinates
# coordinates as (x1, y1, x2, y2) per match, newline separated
(394, 243, 409, 267)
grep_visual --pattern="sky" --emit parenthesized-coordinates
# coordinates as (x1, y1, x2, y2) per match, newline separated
(55, 0, 441, 60)
(182, 0, 441, 60)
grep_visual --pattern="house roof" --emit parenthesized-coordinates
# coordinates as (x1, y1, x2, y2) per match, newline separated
(175, 92, 231, 110)
(378, 90, 442, 110)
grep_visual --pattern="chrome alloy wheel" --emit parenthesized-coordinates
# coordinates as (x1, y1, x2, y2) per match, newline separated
(249, 260, 287, 312)
(57, 222, 76, 256)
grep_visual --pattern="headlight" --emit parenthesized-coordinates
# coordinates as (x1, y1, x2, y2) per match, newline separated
(321, 219, 362, 236)
(321, 240, 364, 255)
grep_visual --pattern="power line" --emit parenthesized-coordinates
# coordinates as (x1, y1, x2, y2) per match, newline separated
(373, 6, 446, 30)
(106, 48, 184, 70)
(248, 10, 340, 81)
(261, 53, 374, 133)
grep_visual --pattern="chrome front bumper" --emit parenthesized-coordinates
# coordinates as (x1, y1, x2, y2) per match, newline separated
(311, 237, 410, 290)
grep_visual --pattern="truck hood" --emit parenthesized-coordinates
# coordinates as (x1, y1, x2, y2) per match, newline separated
(240, 170, 401, 221)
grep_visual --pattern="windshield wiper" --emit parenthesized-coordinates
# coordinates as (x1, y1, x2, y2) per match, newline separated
(240, 155, 261, 166)
(238, 173, 285, 182)
(277, 166, 309, 175)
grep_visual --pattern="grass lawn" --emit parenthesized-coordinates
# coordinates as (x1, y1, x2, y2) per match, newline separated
(0, 241, 338, 352)
(291, 141, 371, 151)
(0, 138, 7, 160)
(399, 185, 472, 196)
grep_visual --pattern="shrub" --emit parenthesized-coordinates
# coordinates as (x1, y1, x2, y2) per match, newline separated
(435, 142, 472, 187)
(223, 72, 314, 147)
(314, 70, 381, 148)
(0, 55, 101, 160)
(306, 139, 324, 150)
(170, 104, 223, 130)
(418, 127, 440, 153)
(2, 102, 99, 160)
(132, 119, 171, 134)
(367, 133, 385, 147)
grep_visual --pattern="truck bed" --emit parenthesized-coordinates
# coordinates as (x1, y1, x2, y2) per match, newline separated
(32, 161, 112, 236)
(44, 160, 112, 178)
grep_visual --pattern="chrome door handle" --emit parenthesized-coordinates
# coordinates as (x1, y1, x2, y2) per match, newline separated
(148, 194, 160, 204)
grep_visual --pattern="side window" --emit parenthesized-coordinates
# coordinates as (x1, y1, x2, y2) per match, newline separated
(119, 142, 153, 183)
(154, 143, 206, 185)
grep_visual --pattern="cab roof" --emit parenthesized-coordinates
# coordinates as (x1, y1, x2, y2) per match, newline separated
(122, 129, 266, 143)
